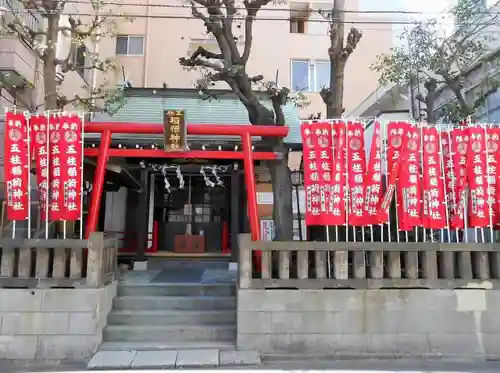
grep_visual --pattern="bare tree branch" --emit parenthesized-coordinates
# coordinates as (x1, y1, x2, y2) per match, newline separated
(372, 0, 500, 123)
(179, 56, 224, 71)
(341, 27, 362, 61)
(0, 0, 127, 111)
(181, 0, 298, 240)
(56, 12, 109, 71)
(191, 45, 224, 60)
(249, 74, 264, 82)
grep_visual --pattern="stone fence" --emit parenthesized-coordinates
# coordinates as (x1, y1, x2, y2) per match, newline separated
(0, 233, 118, 362)
(238, 234, 500, 289)
(237, 234, 500, 359)
(0, 232, 118, 289)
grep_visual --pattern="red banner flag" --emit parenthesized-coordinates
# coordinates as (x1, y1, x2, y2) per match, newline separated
(440, 131, 457, 227)
(467, 127, 490, 227)
(30, 115, 50, 220)
(4, 112, 30, 220)
(301, 122, 338, 226)
(48, 115, 63, 220)
(346, 122, 366, 226)
(421, 127, 447, 229)
(363, 122, 383, 225)
(398, 125, 422, 230)
(387, 122, 409, 174)
(377, 122, 409, 224)
(331, 121, 347, 225)
(450, 129, 469, 229)
(59, 115, 83, 220)
(486, 127, 500, 225)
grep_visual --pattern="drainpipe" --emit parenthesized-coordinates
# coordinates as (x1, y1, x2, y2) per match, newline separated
(142, 0, 151, 86)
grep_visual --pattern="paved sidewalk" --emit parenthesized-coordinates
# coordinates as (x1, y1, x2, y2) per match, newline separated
(260, 359, 500, 372)
(87, 349, 261, 369)
(4, 357, 500, 372)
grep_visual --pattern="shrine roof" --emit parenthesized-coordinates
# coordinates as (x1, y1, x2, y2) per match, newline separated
(92, 88, 302, 144)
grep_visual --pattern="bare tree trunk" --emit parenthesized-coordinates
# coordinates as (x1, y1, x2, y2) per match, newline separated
(43, 12, 74, 237)
(327, 0, 345, 118)
(247, 101, 294, 241)
(329, 64, 346, 118)
(267, 148, 294, 241)
(43, 13, 60, 110)
(424, 79, 437, 124)
(320, 0, 361, 119)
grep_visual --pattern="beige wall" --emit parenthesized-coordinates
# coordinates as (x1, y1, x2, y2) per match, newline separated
(99, 0, 393, 118)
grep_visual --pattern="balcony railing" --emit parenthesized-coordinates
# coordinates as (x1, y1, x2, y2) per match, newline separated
(0, 0, 41, 36)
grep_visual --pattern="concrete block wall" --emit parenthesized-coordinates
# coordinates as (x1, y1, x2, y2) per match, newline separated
(237, 289, 500, 359)
(0, 282, 117, 361)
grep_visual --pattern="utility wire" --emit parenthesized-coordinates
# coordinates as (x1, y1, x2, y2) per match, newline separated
(61, 0, 500, 16)
(7, 9, 500, 26)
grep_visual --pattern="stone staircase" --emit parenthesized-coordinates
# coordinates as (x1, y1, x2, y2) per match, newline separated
(99, 281, 237, 351)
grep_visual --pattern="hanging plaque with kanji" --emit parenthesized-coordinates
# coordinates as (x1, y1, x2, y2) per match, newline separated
(163, 110, 187, 151)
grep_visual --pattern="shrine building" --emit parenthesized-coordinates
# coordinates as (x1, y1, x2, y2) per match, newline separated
(85, 87, 305, 265)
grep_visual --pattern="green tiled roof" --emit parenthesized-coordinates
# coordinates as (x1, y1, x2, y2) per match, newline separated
(93, 94, 302, 144)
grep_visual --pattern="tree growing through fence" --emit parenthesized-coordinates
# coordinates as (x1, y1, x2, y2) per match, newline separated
(318, 0, 362, 118)
(371, 0, 500, 123)
(0, 0, 127, 112)
(179, 0, 309, 240)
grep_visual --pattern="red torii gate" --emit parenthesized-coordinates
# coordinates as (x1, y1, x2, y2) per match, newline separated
(83, 122, 289, 243)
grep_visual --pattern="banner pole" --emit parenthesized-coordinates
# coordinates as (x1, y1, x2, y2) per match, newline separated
(325, 224, 330, 279)
(483, 122, 493, 243)
(393, 123, 402, 243)
(344, 120, 349, 243)
(369, 121, 376, 243)
(438, 126, 452, 242)
(381, 121, 391, 243)
(11, 106, 16, 239)
(79, 112, 85, 239)
(45, 112, 50, 239)
(327, 119, 334, 279)
(446, 129, 459, 242)
(59, 111, 66, 240)
(25, 111, 31, 239)
(360, 120, 366, 242)
(418, 122, 426, 244)
(404, 124, 412, 243)
(373, 123, 383, 243)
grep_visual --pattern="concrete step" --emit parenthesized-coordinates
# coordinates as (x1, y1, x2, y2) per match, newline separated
(108, 309, 236, 326)
(98, 341, 236, 351)
(103, 324, 236, 342)
(113, 295, 236, 311)
(117, 283, 236, 297)
(88, 349, 261, 369)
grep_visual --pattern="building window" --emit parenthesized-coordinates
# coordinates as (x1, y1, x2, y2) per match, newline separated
(73, 44, 87, 79)
(290, 18, 306, 33)
(291, 59, 330, 92)
(187, 38, 220, 56)
(484, 90, 500, 123)
(116, 35, 144, 56)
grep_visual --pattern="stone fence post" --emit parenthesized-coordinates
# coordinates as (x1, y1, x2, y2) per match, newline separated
(238, 234, 252, 289)
(86, 232, 105, 287)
